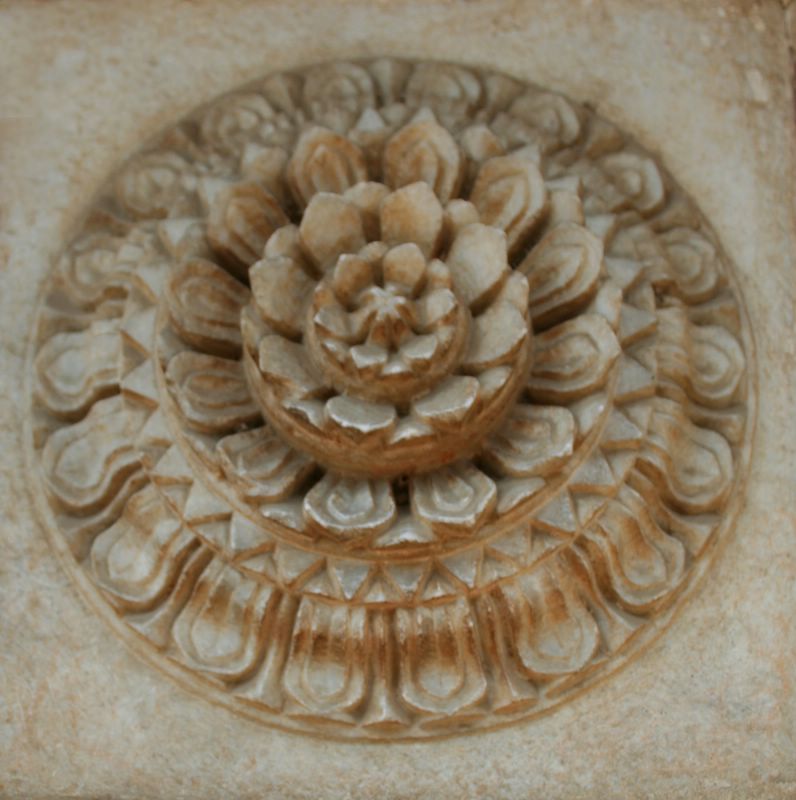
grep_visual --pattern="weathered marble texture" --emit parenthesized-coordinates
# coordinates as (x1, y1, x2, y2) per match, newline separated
(0, 1, 794, 798)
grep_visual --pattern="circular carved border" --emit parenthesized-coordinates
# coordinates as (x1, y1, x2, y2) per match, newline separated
(26, 59, 755, 740)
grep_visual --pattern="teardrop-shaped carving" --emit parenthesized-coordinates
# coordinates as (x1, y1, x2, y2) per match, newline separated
(395, 599, 487, 719)
(41, 395, 143, 516)
(56, 229, 155, 308)
(689, 324, 745, 407)
(405, 63, 483, 123)
(250, 255, 315, 339)
(507, 91, 583, 153)
(115, 151, 199, 219)
(520, 222, 603, 330)
(35, 319, 121, 419)
(287, 127, 369, 208)
(411, 463, 497, 536)
(380, 182, 444, 258)
(167, 259, 251, 358)
(527, 314, 620, 403)
(360, 611, 411, 731)
(304, 475, 397, 539)
(302, 61, 377, 132)
(172, 560, 278, 682)
(298, 193, 367, 272)
(639, 398, 733, 514)
(205, 181, 289, 275)
(217, 427, 315, 502)
(597, 152, 665, 216)
(283, 599, 369, 719)
(659, 227, 723, 304)
(165, 352, 260, 434)
(473, 593, 538, 714)
(383, 117, 463, 203)
(481, 404, 575, 477)
(446, 223, 510, 311)
(584, 488, 685, 614)
(469, 152, 547, 255)
(657, 307, 744, 408)
(462, 300, 530, 372)
(91, 485, 197, 612)
(200, 92, 294, 155)
(499, 565, 600, 680)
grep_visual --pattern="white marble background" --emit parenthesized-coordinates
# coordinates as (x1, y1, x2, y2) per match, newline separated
(0, 1, 794, 797)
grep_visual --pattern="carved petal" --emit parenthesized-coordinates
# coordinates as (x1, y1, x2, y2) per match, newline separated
(413, 376, 480, 429)
(412, 463, 497, 535)
(250, 256, 315, 338)
(462, 301, 529, 372)
(172, 559, 277, 681)
(599, 152, 665, 216)
(302, 61, 376, 132)
(283, 599, 368, 718)
(56, 232, 134, 308)
(527, 314, 621, 403)
(41, 395, 142, 515)
(395, 599, 487, 718)
(166, 352, 260, 434)
(689, 324, 745, 407)
(299, 193, 367, 272)
(217, 427, 315, 502)
(200, 92, 287, 155)
(91, 485, 196, 612)
(586, 490, 685, 614)
(639, 399, 733, 514)
(382, 243, 428, 294)
(258, 335, 326, 399)
(360, 610, 411, 730)
(444, 199, 480, 240)
(657, 308, 745, 408)
(264, 223, 305, 263)
(35, 319, 120, 419)
(327, 255, 372, 311)
(508, 91, 582, 151)
(460, 123, 505, 166)
(287, 127, 369, 208)
(380, 182, 444, 258)
(383, 117, 464, 203)
(343, 181, 391, 239)
(325, 396, 397, 441)
(659, 227, 722, 303)
(416, 287, 459, 328)
(500, 567, 600, 680)
(115, 151, 197, 219)
(482, 405, 576, 477)
(405, 63, 483, 122)
(446, 223, 509, 311)
(469, 153, 547, 255)
(167, 258, 251, 357)
(304, 475, 397, 538)
(240, 145, 290, 206)
(205, 181, 289, 275)
(519, 222, 603, 330)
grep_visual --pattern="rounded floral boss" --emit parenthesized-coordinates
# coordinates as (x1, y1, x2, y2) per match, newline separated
(161, 101, 608, 543)
(242, 115, 545, 479)
(31, 59, 750, 740)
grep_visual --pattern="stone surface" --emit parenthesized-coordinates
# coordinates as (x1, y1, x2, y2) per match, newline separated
(23, 56, 753, 740)
(1, 0, 795, 797)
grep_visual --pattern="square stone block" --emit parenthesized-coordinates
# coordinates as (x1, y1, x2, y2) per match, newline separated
(1, 2, 794, 798)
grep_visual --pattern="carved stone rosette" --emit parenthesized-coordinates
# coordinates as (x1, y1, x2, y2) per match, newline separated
(28, 59, 753, 739)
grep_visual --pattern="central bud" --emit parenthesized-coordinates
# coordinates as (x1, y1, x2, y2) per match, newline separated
(305, 238, 470, 405)
(242, 176, 533, 479)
